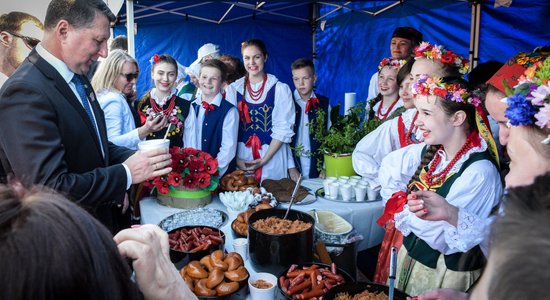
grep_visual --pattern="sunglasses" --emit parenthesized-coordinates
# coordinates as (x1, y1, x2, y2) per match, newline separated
(121, 72, 139, 81)
(6, 31, 40, 50)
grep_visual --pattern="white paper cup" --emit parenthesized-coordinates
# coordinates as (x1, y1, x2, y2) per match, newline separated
(328, 182, 340, 199)
(348, 178, 359, 186)
(248, 272, 277, 300)
(323, 178, 335, 197)
(367, 187, 379, 201)
(232, 238, 249, 261)
(137, 139, 169, 152)
(354, 185, 367, 202)
(351, 175, 362, 181)
(338, 176, 350, 181)
(340, 184, 353, 201)
(326, 176, 337, 181)
(337, 179, 349, 185)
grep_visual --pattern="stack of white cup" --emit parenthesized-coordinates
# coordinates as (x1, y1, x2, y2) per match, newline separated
(322, 175, 369, 201)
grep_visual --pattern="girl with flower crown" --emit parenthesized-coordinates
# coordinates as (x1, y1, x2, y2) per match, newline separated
(365, 57, 406, 121)
(136, 54, 196, 148)
(406, 55, 550, 300)
(377, 76, 502, 295)
(353, 43, 470, 284)
(225, 39, 295, 182)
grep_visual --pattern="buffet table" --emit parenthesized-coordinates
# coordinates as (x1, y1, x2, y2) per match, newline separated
(140, 178, 384, 251)
(140, 178, 384, 299)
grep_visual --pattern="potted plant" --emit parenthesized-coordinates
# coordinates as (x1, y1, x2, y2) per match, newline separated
(144, 147, 220, 208)
(308, 101, 382, 177)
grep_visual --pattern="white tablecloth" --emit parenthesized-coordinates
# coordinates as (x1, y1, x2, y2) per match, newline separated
(139, 178, 385, 299)
(140, 178, 384, 251)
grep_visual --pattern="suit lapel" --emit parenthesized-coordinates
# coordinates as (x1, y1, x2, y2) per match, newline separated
(28, 50, 105, 161)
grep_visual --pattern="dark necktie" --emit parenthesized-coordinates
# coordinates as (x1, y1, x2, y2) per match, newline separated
(71, 74, 97, 132)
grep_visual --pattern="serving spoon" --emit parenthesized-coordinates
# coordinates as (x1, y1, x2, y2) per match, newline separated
(283, 174, 302, 220)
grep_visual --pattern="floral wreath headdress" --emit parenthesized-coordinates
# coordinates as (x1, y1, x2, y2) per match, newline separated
(413, 74, 501, 165)
(414, 42, 470, 75)
(505, 56, 550, 144)
(378, 57, 407, 71)
(412, 75, 481, 107)
(149, 54, 161, 65)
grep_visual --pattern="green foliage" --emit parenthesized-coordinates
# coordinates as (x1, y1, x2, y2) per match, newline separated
(309, 101, 382, 156)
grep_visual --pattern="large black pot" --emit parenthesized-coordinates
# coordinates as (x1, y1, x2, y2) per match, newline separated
(247, 208, 315, 274)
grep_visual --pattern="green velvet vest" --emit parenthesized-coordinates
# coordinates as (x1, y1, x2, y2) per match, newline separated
(403, 147, 495, 271)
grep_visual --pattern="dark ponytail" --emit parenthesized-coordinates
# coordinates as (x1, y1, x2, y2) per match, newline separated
(406, 145, 438, 192)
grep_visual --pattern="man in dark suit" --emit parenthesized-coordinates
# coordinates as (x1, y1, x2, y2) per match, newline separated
(0, 0, 172, 233)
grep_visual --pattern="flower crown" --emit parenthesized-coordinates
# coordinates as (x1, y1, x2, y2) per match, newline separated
(412, 74, 480, 107)
(505, 57, 550, 142)
(149, 54, 161, 65)
(414, 42, 469, 75)
(378, 57, 407, 71)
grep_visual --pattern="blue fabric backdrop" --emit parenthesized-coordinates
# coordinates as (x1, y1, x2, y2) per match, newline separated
(114, 0, 550, 107)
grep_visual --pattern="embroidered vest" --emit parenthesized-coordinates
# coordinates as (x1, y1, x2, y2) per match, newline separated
(291, 94, 329, 178)
(137, 95, 190, 148)
(237, 85, 276, 144)
(193, 99, 237, 173)
(403, 147, 496, 271)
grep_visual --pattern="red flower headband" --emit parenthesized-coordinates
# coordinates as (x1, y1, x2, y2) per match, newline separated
(149, 54, 161, 64)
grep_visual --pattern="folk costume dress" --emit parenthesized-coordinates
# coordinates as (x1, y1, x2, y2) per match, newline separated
(137, 88, 197, 148)
(228, 74, 295, 182)
(97, 89, 142, 150)
(352, 108, 423, 284)
(191, 92, 239, 176)
(378, 132, 502, 295)
(353, 108, 423, 191)
(289, 90, 330, 179)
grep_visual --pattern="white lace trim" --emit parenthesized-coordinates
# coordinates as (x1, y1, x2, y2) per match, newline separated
(151, 88, 177, 106)
(427, 134, 488, 175)
(444, 208, 487, 252)
(394, 204, 412, 236)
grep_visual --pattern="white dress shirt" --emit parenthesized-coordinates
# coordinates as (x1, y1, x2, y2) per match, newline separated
(192, 92, 239, 176)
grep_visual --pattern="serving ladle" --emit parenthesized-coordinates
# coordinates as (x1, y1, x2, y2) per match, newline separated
(283, 174, 302, 220)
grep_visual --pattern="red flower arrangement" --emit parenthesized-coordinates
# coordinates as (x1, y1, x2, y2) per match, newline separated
(144, 147, 220, 194)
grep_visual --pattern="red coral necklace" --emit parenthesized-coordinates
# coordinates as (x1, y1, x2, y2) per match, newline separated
(422, 131, 478, 187)
(246, 74, 268, 101)
(376, 96, 400, 120)
(398, 111, 419, 146)
(150, 95, 176, 116)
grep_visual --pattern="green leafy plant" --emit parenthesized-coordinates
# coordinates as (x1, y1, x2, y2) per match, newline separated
(308, 101, 382, 171)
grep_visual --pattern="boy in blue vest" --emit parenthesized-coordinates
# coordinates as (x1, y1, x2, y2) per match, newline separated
(191, 59, 238, 176)
(288, 58, 330, 179)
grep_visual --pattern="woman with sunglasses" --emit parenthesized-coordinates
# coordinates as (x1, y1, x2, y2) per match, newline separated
(92, 50, 167, 149)
(92, 49, 167, 150)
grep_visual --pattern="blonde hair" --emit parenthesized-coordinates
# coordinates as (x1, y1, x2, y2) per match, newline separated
(91, 49, 138, 93)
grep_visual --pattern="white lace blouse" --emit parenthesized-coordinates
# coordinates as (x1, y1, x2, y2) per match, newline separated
(378, 139, 503, 255)
(352, 109, 423, 190)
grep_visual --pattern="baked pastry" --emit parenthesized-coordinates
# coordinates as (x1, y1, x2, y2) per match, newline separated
(261, 178, 309, 202)
(220, 170, 258, 191)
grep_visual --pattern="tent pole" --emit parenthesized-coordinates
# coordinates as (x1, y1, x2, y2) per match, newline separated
(468, 2, 476, 72)
(473, 3, 481, 69)
(126, 0, 135, 58)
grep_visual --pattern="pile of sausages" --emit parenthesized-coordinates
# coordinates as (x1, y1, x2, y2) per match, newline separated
(168, 226, 224, 252)
(279, 263, 346, 299)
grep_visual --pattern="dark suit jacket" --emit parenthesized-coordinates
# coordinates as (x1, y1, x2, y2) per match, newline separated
(0, 50, 135, 232)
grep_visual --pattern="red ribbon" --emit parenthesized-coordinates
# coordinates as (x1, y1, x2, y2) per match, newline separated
(201, 101, 215, 115)
(238, 99, 251, 124)
(245, 134, 262, 182)
(139, 111, 147, 125)
(376, 191, 408, 227)
(305, 97, 320, 113)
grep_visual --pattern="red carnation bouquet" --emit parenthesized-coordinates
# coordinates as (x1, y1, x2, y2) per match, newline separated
(144, 147, 220, 194)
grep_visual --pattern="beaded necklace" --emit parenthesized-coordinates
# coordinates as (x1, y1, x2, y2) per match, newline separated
(421, 131, 478, 187)
(245, 74, 268, 101)
(150, 95, 176, 117)
(376, 96, 400, 120)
